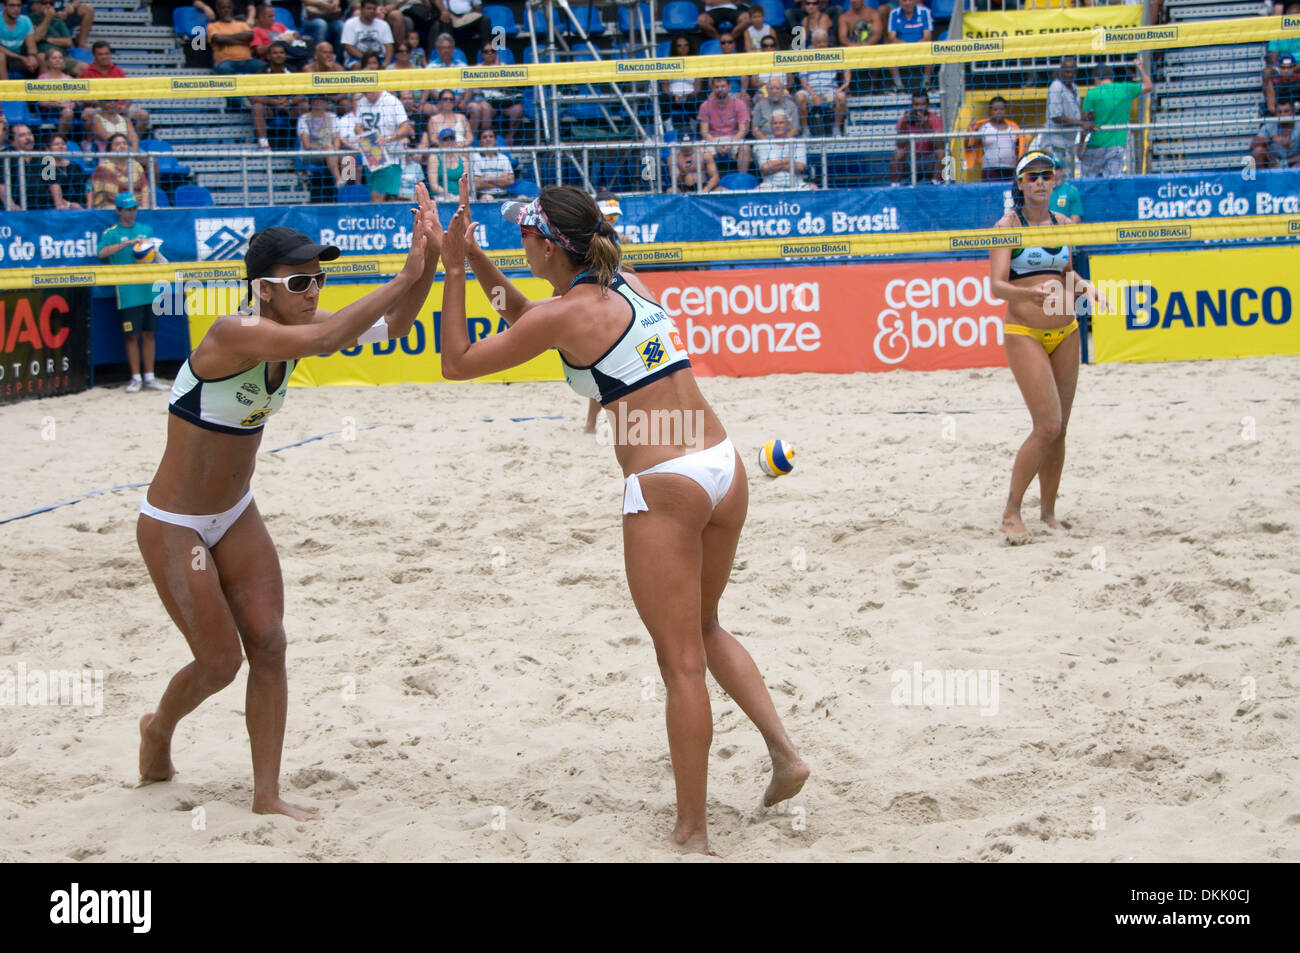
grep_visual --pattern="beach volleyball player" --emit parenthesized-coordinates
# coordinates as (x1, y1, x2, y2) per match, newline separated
(135, 187, 442, 819)
(989, 152, 1107, 544)
(437, 175, 808, 853)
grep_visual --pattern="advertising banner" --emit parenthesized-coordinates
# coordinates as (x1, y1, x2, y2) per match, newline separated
(0, 287, 91, 403)
(1091, 247, 1300, 363)
(962, 7, 1142, 38)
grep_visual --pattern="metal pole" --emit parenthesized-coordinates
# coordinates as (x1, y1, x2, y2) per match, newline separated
(241, 153, 250, 205)
(266, 150, 275, 206)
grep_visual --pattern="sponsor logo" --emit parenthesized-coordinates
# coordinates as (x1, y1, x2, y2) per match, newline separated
(31, 273, 95, 286)
(637, 336, 666, 369)
(933, 39, 1003, 55)
(312, 72, 376, 86)
(874, 275, 1005, 365)
(774, 49, 845, 66)
(1117, 225, 1191, 241)
(949, 233, 1020, 250)
(491, 254, 529, 269)
(1105, 26, 1177, 42)
(25, 80, 89, 94)
(781, 242, 849, 256)
(616, 59, 685, 73)
(170, 77, 236, 91)
(623, 248, 684, 263)
(1123, 283, 1291, 330)
(195, 217, 255, 260)
(1290, 219, 1300, 234)
(241, 409, 271, 427)
(175, 266, 244, 280)
(461, 66, 528, 82)
(324, 259, 382, 275)
(1282, 14, 1299, 29)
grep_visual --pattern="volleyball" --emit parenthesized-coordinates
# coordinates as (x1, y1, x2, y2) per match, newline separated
(758, 440, 795, 477)
(132, 238, 162, 263)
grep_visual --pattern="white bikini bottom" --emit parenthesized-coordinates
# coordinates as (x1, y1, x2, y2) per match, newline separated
(623, 439, 736, 515)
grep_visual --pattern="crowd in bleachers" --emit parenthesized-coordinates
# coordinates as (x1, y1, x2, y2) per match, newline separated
(1, 0, 1297, 208)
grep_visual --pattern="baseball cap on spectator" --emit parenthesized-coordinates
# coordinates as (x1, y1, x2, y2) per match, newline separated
(596, 189, 622, 220)
(114, 192, 139, 210)
(1281, 54, 1296, 67)
(437, 127, 457, 141)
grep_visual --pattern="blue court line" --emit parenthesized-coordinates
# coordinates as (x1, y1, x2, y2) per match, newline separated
(480, 416, 567, 423)
(269, 425, 378, 453)
(0, 482, 152, 527)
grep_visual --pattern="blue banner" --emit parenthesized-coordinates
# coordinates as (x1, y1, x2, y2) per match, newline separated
(2, 169, 1296, 270)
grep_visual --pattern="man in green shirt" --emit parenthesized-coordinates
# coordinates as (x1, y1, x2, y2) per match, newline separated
(30, 0, 74, 74)
(99, 192, 169, 393)
(1081, 58, 1152, 178)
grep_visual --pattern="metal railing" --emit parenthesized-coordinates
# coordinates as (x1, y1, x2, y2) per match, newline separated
(0, 113, 1273, 209)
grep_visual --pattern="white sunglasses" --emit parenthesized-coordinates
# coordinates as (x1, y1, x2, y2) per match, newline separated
(259, 272, 328, 293)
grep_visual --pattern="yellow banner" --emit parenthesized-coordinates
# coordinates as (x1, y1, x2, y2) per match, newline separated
(1, 17, 1294, 101)
(1091, 246, 1300, 363)
(963, 7, 1142, 39)
(184, 278, 565, 386)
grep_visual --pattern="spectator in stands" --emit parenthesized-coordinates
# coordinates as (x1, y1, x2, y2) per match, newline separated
(386, 0, 433, 54)
(304, 37, 343, 73)
(49, 0, 94, 50)
(1080, 58, 1151, 178)
(1265, 54, 1300, 117)
(698, 0, 750, 42)
(341, 0, 394, 69)
(99, 191, 166, 393)
(79, 41, 151, 142)
(746, 33, 780, 98)
(431, 0, 488, 64)
(37, 49, 79, 136)
(426, 125, 465, 198)
(1050, 155, 1081, 223)
(206, 0, 265, 74)
(661, 34, 703, 139)
(743, 2, 774, 52)
(470, 127, 513, 199)
(752, 75, 802, 140)
(1044, 56, 1083, 174)
(250, 2, 311, 67)
(302, 1, 345, 50)
(787, 0, 841, 34)
(1252, 98, 1300, 169)
(698, 76, 751, 174)
(885, 0, 933, 93)
(423, 87, 471, 144)
(796, 0, 835, 46)
(0, 0, 38, 80)
(671, 143, 719, 192)
(42, 134, 88, 209)
(30, 0, 77, 75)
(839, 0, 882, 49)
(964, 95, 1028, 182)
(755, 110, 808, 190)
(463, 43, 522, 145)
(5, 123, 44, 210)
(298, 94, 343, 199)
(342, 86, 413, 200)
(889, 90, 941, 185)
(359, 50, 382, 71)
(796, 29, 849, 136)
(250, 43, 300, 150)
(426, 30, 461, 70)
(89, 132, 151, 209)
(90, 99, 139, 153)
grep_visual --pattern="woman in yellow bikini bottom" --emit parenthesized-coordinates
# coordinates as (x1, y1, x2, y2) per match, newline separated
(1002, 318, 1079, 355)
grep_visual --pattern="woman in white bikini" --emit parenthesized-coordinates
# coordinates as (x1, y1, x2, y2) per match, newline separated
(136, 186, 441, 819)
(437, 175, 808, 854)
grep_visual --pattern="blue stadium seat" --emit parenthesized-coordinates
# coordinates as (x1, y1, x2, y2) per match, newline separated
(172, 7, 206, 39)
(656, 40, 671, 58)
(930, 0, 955, 21)
(512, 178, 540, 198)
(68, 46, 93, 65)
(62, 139, 93, 173)
(153, 188, 170, 208)
(720, 172, 758, 190)
(476, 46, 516, 64)
(699, 39, 721, 56)
(563, 7, 605, 36)
(2, 99, 39, 126)
(618, 2, 652, 35)
(662, 1, 700, 33)
(525, 8, 548, 36)
(139, 139, 192, 176)
(272, 7, 297, 30)
(337, 184, 372, 203)
(483, 4, 519, 37)
(173, 184, 214, 207)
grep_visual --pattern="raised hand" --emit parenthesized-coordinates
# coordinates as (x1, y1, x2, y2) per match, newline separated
(414, 182, 443, 265)
(400, 207, 429, 282)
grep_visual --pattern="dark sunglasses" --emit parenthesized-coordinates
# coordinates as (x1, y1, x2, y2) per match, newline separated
(1021, 170, 1054, 182)
(261, 272, 328, 293)
(720, 37, 734, 43)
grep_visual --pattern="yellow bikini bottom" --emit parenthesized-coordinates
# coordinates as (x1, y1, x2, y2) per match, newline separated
(1003, 318, 1079, 356)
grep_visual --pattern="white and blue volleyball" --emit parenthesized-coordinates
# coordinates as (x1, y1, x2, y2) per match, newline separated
(759, 439, 795, 477)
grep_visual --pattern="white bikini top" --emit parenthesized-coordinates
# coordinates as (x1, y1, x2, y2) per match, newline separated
(560, 272, 692, 405)
(169, 355, 296, 435)
(1009, 209, 1071, 279)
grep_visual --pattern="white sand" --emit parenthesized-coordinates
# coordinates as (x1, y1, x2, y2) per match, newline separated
(1, 356, 1297, 861)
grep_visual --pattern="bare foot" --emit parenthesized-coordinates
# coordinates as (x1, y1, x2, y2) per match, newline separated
(1041, 515, 1072, 531)
(252, 796, 321, 821)
(665, 830, 715, 855)
(1001, 513, 1031, 545)
(763, 750, 810, 807)
(138, 713, 175, 783)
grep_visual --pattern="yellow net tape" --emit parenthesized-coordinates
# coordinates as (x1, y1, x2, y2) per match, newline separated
(2, 16, 1296, 102)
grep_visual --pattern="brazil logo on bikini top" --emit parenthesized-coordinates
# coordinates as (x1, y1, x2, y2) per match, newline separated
(637, 336, 666, 370)
(1012, 245, 1066, 265)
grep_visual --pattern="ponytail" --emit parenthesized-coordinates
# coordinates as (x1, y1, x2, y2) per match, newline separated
(537, 185, 623, 292)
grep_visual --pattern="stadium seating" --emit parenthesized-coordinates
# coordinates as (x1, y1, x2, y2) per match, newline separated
(172, 7, 206, 40)
(720, 172, 758, 191)
(617, 3, 652, 35)
(483, 4, 520, 37)
(662, 2, 701, 33)
(173, 184, 215, 207)
(337, 184, 372, 203)
(272, 7, 297, 30)
(68, 47, 94, 65)
(153, 188, 170, 208)
(2, 99, 39, 127)
(755, 0, 785, 30)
